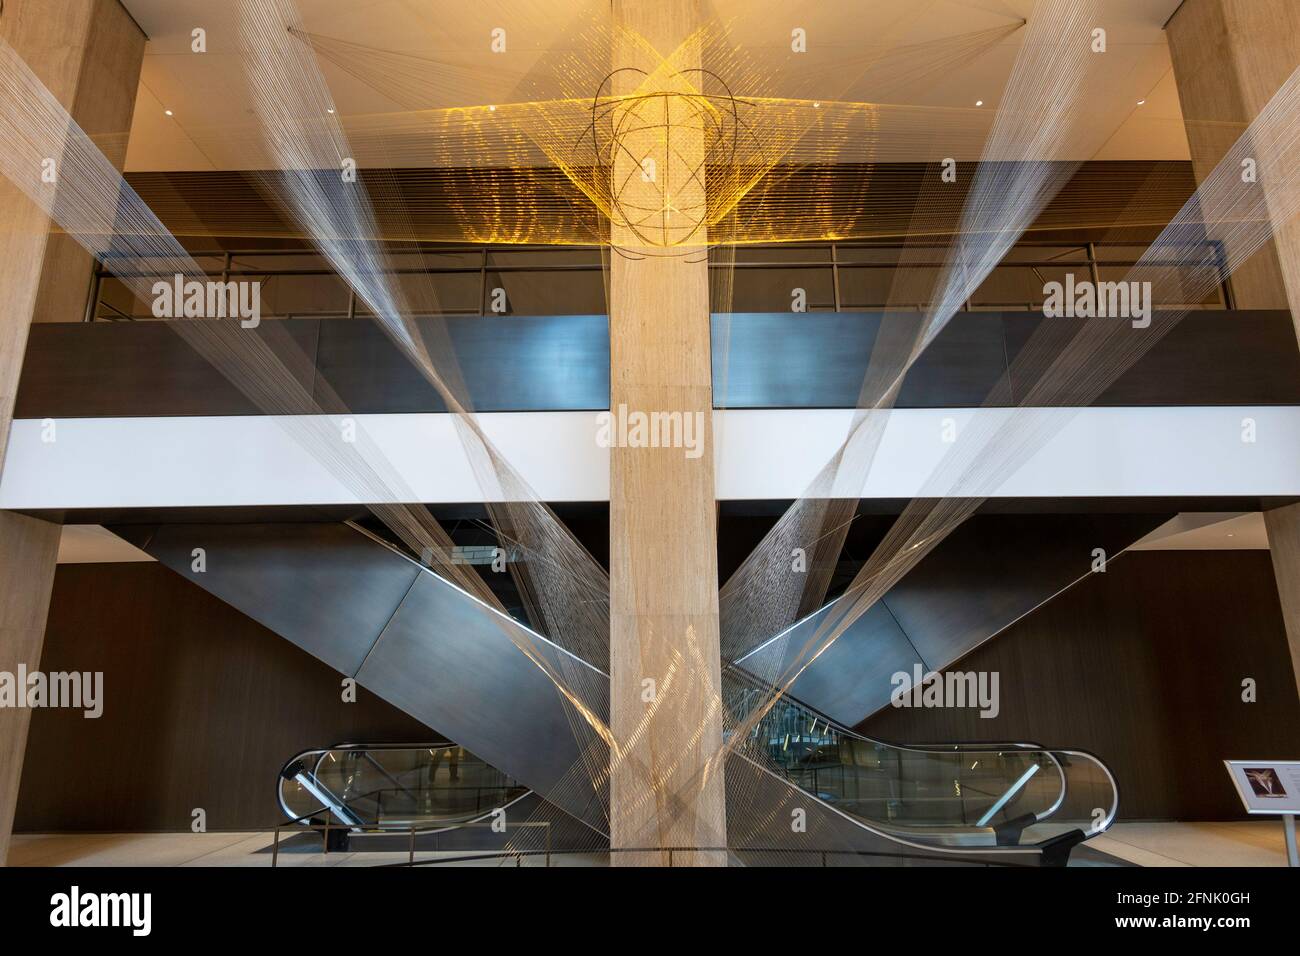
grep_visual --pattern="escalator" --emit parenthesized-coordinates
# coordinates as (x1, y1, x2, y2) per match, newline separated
(116, 519, 1117, 865)
(279, 742, 529, 834)
(110, 520, 610, 835)
(723, 674, 1116, 865)
(729, 512, 1171, 728)
(277, 742, 553, 853)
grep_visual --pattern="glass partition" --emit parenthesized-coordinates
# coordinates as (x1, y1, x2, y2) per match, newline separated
(279, 743, 527, 831)
(726, 673, 1117, 850)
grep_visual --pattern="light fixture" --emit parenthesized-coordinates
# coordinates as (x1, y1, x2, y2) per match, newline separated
(164, 109, 173, 116)
(1137, 99, 1146, 106)
(327, 107, 335, 114)
(813, 101, 820, 108)
(975, 99, 984, 106)
(489, 104, 497, 111)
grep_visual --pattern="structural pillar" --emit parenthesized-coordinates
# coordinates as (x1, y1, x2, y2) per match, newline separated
(1168, 1, 1300, 707)
(1166, 0, 1300, 323)
(1264, 505, 1300, 707)
(607, 0, 727, 865)
(0, 0, 144, 863)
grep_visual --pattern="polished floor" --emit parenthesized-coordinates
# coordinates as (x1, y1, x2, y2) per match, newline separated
(6, 830, 600, 867)
(6, 822, 1293, 868)
(1088, 822, 1294, 867)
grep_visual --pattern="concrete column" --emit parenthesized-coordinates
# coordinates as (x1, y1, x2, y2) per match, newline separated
(1264, 504, 1300, 707)
(1166, 0, 1300, 325)
(1168, 1, 1300, 705)
(0, 0, 144, 863)
(607, 0, 727, 865)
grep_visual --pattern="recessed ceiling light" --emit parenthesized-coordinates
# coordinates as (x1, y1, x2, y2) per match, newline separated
(813, 102, 820, 108)
(327, 107, 335, 114)
(1227, 532, 1235, 537)
(1137, 99, 1146, 106)
(489, 104, 497, 111)
(975, 100, 984, 107)
(164, 109, 173, 116)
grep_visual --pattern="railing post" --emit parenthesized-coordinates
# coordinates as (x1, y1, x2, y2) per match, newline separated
(322, 808, 330, 855)
(272, 826, 281, 868)
(830, 242, 842, 313)
(409, 826, 415, 866)
(82, 268, 101, 323)
(1215, 239, 1235, 309)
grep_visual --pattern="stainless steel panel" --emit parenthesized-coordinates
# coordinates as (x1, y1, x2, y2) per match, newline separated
(314, 314, 610, 412)
(737, 513, 1171, 729)
(356, 567, 609, 831)
(134, 523, 421, 676)
(735, 601, 923, 728)
(881, 513, 1170, 670)
(712, 312, 1009, 408)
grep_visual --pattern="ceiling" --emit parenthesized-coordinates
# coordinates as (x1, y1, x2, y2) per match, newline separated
(1132, 512, 1272, 550)
(60, 508, 1272, 565)
(57, 525, 155, 563)
(119, 0, 1190, 171)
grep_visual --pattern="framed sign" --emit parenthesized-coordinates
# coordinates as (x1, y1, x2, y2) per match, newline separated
(1223, 760, 1300, 814)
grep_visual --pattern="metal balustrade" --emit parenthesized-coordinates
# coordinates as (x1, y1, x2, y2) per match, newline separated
(85, 239, 1234, 322)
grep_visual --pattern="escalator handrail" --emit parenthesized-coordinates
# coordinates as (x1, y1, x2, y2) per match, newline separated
(1042, 746, 1121, 836)
(278, 741, 455, 784)
(727, 668, 1073, 825)
(736, 752, 1046, 860)
(278, 742, 529, 832)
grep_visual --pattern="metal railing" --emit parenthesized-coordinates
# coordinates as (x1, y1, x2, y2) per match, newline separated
(270, 806, 554, 868)
(266, 821, 1035, 868)
(390, 845, 1035, 867)
(86, 239, 1234, 321)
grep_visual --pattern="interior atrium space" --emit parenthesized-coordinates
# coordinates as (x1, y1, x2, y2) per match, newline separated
(0, 0, 1297, 935)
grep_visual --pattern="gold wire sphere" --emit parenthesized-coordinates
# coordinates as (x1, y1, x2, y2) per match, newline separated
(586, 67, 763, 251)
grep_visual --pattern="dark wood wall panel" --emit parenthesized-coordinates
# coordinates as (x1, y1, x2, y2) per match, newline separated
(860, 550, 1300, 821)
(15, 563, 432, 833)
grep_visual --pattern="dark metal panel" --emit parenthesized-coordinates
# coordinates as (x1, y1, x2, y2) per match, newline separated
(15, 314, 609, 418)
(127, 522, 421, 676)
(356, 568, 608, 830)
(16, 320, 321, 419)
(313, 314, 610, 412)
(1003, 310, 1300, 406)
(737, 601, 923, 728)
(712, 312, 1014, 408)
(882, 513, 1171, 671)
(748, 513, 1172, 729)
(713, 310, 1300, 409)
(16, 310, 1300, 418)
